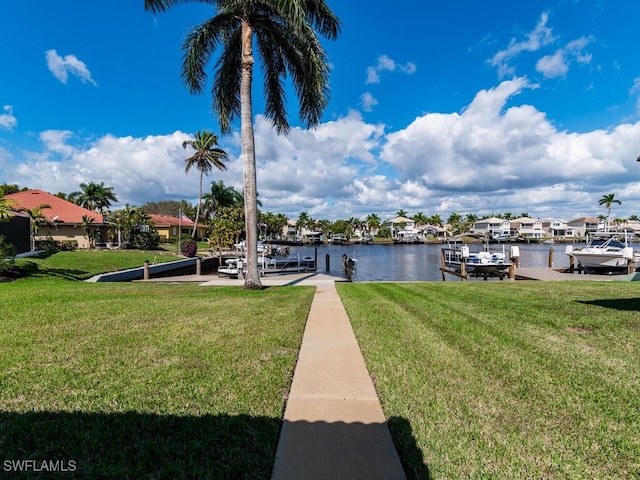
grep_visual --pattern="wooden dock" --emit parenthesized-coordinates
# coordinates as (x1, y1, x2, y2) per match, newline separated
(515, 267, 629, 281)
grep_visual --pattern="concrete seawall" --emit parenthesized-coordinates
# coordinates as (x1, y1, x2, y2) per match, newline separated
(86, 257, 217, 282)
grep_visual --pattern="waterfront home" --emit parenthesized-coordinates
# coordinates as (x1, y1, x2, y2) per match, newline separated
(384, 216, 423, 243)
(567, 217, 604, 237)
(510, 217, 544, 240)
(541, 219, 576, 239)
(472, 217, 510, 239)
(420, 224, 448, 240)
(4, 189, 105, 249)
(148, 213, 206, 241)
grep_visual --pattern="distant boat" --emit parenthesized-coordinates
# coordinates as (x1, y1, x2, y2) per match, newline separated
(565, 232, 638, 273)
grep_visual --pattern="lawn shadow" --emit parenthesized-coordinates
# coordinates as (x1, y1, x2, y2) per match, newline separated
(14, 261, 90, 281)
(577, 297, 640, 311)
(272, 417, 431, 480)
(0, 410, 280, 479)
(388, 416, 432, 480)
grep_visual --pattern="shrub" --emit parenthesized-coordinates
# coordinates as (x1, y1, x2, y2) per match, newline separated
(0, 235, 16, 274)
(179, 235, 198, 258)
(34, 238, 78, 251)
(129, 232, 161, 250)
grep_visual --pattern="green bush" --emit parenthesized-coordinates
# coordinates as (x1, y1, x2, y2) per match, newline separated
(34, 238, 78, 251)
(0, 235, 16, 274)
(129, 232, 161, 250)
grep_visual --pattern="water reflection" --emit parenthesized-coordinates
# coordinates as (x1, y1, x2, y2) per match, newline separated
(298, 243, 578, 282)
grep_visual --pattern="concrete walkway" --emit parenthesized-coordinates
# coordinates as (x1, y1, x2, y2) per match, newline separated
(271, 280, 406, 480)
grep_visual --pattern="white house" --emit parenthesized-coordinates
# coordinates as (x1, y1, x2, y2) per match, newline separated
(540, 219, 575, 239)
(566, 217, 602, 238)
(510, 217, 544, 239)
(384, 216, 422, 242)
(472, 217, 510, 239)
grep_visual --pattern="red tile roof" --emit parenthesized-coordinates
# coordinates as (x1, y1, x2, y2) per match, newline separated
(4, 189, 104, 224)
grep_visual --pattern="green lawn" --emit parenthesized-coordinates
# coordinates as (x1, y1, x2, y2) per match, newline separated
(0, 276, 314, 479)
(15, 249, 179, 280)
(5, 251, 640, 478)
(337, 281, 640, 480)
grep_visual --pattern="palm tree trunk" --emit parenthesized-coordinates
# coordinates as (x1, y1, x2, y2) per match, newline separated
(240, 20, 262, 289)
(193, 171, 203, 239)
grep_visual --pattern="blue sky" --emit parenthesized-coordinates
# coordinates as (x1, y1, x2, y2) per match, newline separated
(2, 0, 640, 222)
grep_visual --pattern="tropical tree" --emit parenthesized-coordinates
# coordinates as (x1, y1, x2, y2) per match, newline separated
(203, 180, 243, 220)
(347, 217, 362, 239)
(79, 215, 100, 249)
(365, 213, 381, 237)
(412, 212, 428, 227)
(429, 214, 444, 228)
(296, 211, 314, 238)
(19, 204, 51, 250)
(209, 205, 245, 255)
(145, 0, 341, 290)
(598, 193, 621, 232)
(0, 197, 16, 222)
(108, 204, 151, 245)
(260, 211, 289, 239)
(183, 130, 229, 238)
(396, 209, 408, 218)
(0, 183, 25, 197)
(69, 181, 118, 213)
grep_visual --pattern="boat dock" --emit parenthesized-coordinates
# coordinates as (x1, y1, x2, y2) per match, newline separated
(515, 267, 639, 281)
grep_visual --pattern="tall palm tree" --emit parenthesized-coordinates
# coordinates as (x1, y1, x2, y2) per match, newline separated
(396, 209, 408, 218)
(598, 193, 621, 232)
(296, 211, 317, 240)
(70, 181, 118, 213)
(183, 130, 229, 238)
(365, 213, 381, 237)
(145, 0, 342, 289)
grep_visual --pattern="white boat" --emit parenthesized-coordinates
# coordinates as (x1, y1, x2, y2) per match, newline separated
(442, 234, 517, 278)
(565, 232, 638, 273)
(217, 257, 246, 277)
(217, 242, 318, 278)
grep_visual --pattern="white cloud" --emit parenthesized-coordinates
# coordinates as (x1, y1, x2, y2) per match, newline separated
(45, 49, 97, 86)
(365, 54, 416, 85)
(378, 77, 640, 218)
(536, 36, 594, 79)
(535, 51, 568, 78)
(360, 92, 378, 112)
(490, 11, 556, 77)
(5, 80, 640, 221)
(0, 105, 17, 130)
(39, 130, 76, 156)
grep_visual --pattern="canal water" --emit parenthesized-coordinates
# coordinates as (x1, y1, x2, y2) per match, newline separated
(294, 243, 576, 282)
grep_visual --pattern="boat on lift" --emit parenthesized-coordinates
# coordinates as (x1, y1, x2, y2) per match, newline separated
(565, 231, 638, 273)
